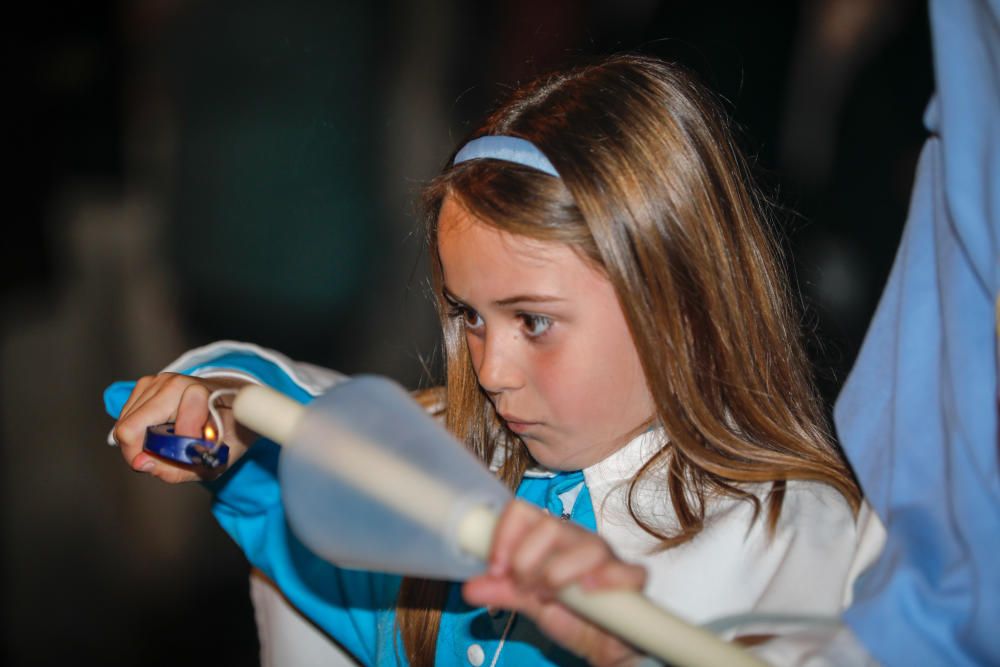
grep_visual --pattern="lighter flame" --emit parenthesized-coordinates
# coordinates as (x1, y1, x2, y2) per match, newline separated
(203, 424, 217, 442)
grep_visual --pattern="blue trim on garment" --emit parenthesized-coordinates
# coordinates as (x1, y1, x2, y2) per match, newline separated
(103, 352, 316, 422)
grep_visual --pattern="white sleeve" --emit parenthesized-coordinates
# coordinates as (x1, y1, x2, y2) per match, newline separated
(161, 339, 345, 395)
(106, 340, 345, 445)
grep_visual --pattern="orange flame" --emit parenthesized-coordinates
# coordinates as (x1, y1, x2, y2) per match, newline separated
(203, 424, 217, 442)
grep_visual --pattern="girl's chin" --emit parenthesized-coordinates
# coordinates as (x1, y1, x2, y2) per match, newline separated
(522, 439, 585, 472)
(524, 434, 634, 472)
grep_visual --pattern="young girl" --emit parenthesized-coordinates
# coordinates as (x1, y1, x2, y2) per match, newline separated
(108, 55, 882, 666)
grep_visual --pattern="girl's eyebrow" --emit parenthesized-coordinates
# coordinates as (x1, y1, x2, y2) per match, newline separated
(494, 294, 566, 307)
(443, 287, 565, 308)
(441, 288, 464, 305)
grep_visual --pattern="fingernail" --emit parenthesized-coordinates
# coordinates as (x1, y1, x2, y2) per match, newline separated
(139, 460, 156, 473)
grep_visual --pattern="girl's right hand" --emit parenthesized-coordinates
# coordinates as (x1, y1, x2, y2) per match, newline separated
(463, 501, 647, 667)
(113, 373, 257, 483)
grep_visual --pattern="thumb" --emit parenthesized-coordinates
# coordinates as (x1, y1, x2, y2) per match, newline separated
(175, 383, 211, 439)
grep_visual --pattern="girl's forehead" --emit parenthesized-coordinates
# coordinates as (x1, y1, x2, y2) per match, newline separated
(437, 197, 568, 268)
(436, 197, 602, 300)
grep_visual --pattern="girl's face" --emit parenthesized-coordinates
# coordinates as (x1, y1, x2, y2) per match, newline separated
(437, 197, 655, 470)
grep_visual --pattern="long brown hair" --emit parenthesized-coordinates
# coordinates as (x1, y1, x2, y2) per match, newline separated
(396, 54, 860, 666)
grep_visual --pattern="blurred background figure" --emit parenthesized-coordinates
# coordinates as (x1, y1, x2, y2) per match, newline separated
(779, 0, 924, 404)
(4, 1, 931, 664)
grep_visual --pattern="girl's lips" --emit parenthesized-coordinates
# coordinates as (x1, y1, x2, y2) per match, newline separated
(500, 414, 538, 433)
(505, 420, 534, 434)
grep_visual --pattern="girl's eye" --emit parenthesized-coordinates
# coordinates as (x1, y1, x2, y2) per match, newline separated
(520, 313, 552, 338)
(464, 309, 485, 330)
(448, 304, 484, 331)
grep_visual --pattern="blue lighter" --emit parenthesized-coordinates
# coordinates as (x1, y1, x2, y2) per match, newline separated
(143, 423, 230, 470)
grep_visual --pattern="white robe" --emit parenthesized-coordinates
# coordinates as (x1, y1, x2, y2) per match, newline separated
(126, 340, 885, 665)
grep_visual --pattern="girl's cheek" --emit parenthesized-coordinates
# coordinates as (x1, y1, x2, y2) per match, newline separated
(530, 347, 577, 413)
(466, 334, 485, 371)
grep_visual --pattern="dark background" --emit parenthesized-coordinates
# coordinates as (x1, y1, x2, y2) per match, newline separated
(3, 0, 930, 664)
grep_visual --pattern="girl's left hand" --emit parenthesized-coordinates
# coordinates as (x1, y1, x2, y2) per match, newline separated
(462, 500, 647, 667)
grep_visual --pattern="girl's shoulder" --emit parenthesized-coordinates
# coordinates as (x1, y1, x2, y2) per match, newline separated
(631, 479, 884, 622)
(771, 480, 856, 530)
(581, 433, 886, 621)
(701, 479, 882, 567)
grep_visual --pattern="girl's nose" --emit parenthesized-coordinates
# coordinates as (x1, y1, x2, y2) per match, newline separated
(475, 331, 524, 395)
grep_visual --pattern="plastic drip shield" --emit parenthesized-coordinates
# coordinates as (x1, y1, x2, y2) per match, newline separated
(278, 375, 512, 580)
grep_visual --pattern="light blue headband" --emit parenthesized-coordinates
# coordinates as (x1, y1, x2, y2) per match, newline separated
(452, 135, 560, 178)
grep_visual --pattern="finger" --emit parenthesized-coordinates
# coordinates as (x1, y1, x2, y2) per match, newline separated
(116, 375, 156, 425)
(120, 372, 192, 423)
(462, 575, 516, 609)
(462, 575, 544, 617)
(129, 450, 200, 483)
(147, 456, 200, 483)
(175, 383, 210, 438)
(129, 450, 158, 474)
(508, 514, 571, 593)
(582, 560, 647, 592)
(114, 375, 164, 445)
(115, 376, 197, 464)
(488, 500, 545, 577)
(541, 536, 615, 592)
(114, 373, 186, 450)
